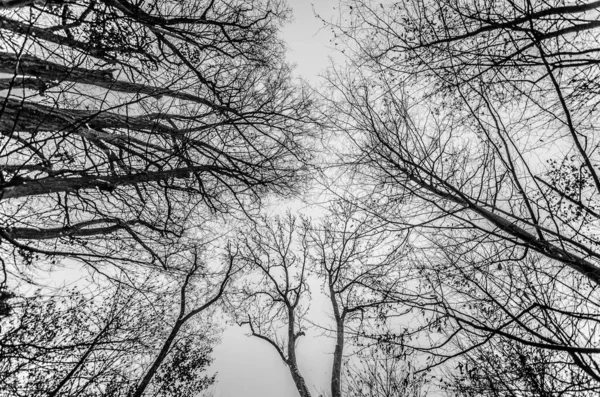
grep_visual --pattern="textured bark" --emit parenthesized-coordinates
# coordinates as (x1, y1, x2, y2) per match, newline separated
(0, 97, 178, 136)
(0, 52, 112, 81)
(329, 279, 343, 397)
(0, 51, 234, 112)
(286, 311, 312, 397)
(2, 219, 152, 240)
(0, 77, 51, 92)
(289, 364, 311, 397)
(5, 224, 122, 240)
(404, 170, 600, 286)
(0, 167, 208, 199)
(0, 0, 58, 9)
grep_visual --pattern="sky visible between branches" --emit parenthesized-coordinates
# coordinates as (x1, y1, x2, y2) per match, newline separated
(208, 1, 340, 396)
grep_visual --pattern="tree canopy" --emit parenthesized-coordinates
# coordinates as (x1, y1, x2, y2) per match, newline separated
(4, 0, 600, 396)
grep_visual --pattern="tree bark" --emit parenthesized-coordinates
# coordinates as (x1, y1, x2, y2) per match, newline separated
(0, 97, 178, 136)
(288, 364, 312, 397)
(329, 279, 344, 397)
(2, 219, 155, 240)
(0, 77, 51, 92)
(403, 170, 600, 286)
(286, 310, 312, 397)
(0, 0, 58, 9)
(0, 51, 234, 112)
(0, 166, 211, 199)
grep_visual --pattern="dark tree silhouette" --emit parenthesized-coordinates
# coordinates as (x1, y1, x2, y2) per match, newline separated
(322, 0, 600, 389)
(233, 213, 312, 397)
(307, 200, 408, 397)
(344, 345, 427, 397)
(326, 0, 600, 285)
(446, 336, 600, 397)
(0, 0, 314, 280)
(0, 245, 237, 397)
(230, 204, 411, 397)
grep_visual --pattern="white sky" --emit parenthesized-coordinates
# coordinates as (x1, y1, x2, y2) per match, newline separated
(282, 0, 342, 82)
(208, 2, 343, 396)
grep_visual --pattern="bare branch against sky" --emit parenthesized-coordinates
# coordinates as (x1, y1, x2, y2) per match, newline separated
(3, 1, 600, 397)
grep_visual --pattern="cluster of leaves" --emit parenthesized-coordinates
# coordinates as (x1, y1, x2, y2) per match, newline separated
(0, 281, 218, 397)
(1, 289, 144, 397)
(344, 345, 428, 397)
(152, 336, 215, 397)
(445, 337, 600, 396)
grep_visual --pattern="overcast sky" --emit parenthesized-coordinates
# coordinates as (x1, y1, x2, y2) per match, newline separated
(281, 0, 342, 81)
(208, 2, 342, 396)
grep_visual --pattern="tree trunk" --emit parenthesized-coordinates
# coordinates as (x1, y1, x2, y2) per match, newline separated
(0, 51, 233, 112)
(0, 167, 207, 199)
(0, 97, 178, 136)
(329, 280, 344, 397)
(0, 0, 57, 9)
(131, 319, 183, 397)
(3, 219, 152, 240)
(286, 310, 312, 397)
(403, 170, 600, 285)
(331, 321, 344, 397)
(289, 364, 312, 397)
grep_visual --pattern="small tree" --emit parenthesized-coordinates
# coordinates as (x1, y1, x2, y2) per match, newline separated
(233, 213, 312, 397)
(307, 200, 408, 397)
(230, 204, 411, 397)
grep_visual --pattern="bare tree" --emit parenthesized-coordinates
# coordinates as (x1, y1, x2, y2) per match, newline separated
(0, 2, 313, 392)
(130, 246, 238, 397)
(427, 248, 600, 383)
(0, 0, 314, 282)
(320, 0, 600, 389)
(307, 200, 409, 397)
(229, 204, 411, 397)
(0, 244, 238, 397)
(325, 0, 600, 285)
(233, 213, 312, 397)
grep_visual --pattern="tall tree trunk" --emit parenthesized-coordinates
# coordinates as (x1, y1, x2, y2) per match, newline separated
(287, 310, 312, 397)
(131, 319, 183, 397)
(329, 279, 344, 397)
(0, 167, 212, 199)
(289, 364, 312, 397)
(0, 51, 232, 111)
